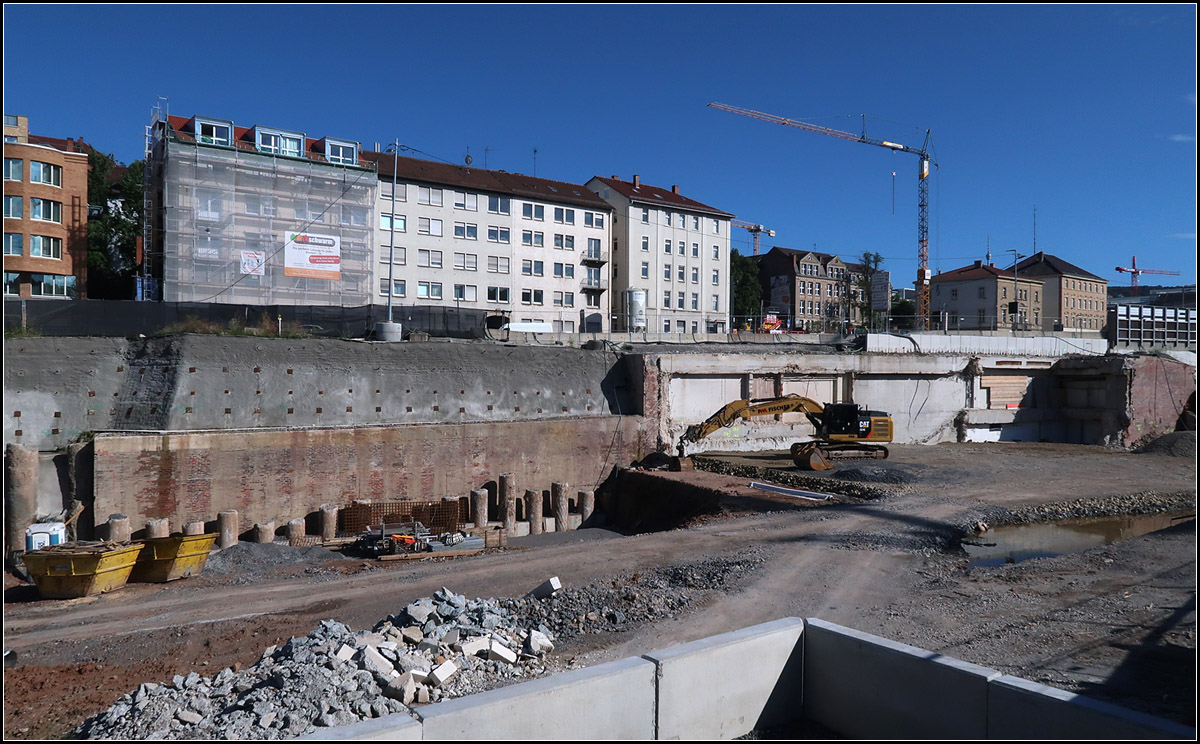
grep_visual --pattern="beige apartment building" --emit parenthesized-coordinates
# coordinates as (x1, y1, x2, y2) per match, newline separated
(367, 154, 613, 333)
(587, 175, 733, 334)
(757, 247, 867, 331)
(1010, 252, 1108, 333)
(931, 260, 1045, 331)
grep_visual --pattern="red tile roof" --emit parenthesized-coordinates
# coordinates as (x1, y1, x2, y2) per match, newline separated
(590, 176, 733, 218)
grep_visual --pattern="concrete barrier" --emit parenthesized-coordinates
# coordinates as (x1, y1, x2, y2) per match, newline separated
(295, 711, 421, 741)
(643, 617, 804, 739)
(801, 617, 1000, 739)
(987, 674, 1196, 739)
(417, 656, 656, 739)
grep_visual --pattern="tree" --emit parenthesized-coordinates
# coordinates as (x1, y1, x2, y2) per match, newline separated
(729, 249, 762, 324)
(86, 150, 143, 299)
(854, 251, 885, 328)
(891, 298, 916, 330)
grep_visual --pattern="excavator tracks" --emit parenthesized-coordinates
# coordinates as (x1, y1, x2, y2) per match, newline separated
(790, 442, 889, 471)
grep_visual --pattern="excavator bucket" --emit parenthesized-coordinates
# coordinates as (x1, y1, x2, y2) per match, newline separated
(791, 442, 835, 471)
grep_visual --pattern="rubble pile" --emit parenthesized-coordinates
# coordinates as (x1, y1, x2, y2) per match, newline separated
(73, 553, 765, 740)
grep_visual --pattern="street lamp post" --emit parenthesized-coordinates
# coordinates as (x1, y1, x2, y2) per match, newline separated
(376, 141, 404, 341)
(1008, 249, 1025, 332)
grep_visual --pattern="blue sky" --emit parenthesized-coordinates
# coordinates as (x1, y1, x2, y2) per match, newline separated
(4, 4, 1195, 288)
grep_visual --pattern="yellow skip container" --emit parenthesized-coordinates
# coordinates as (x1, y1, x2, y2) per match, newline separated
(129, 533, 218, 583)
(21, 542, 144, 599)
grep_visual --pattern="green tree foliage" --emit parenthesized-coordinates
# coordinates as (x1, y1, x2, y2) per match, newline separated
(730, 249, 762, 320)
(891, 298, 916, 330)
(86, 150, 143, 299)
(855, 251, 885, 327)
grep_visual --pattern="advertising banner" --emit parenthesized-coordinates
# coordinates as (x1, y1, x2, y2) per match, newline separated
(284, 232, 341, 280)
(240, 250, 266, 276)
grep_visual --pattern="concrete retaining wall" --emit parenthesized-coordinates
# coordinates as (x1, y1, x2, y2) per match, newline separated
(90, 416, 646, 536)
(311, 617, 1193, 740)
(867, 332, 1110, 356)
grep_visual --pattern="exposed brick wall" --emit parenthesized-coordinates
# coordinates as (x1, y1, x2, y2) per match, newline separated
(1125, 355, 1196, 447)
(91, 416, 648, 535)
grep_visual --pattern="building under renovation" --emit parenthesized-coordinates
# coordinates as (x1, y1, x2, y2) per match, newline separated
(143, 107, 377, 305)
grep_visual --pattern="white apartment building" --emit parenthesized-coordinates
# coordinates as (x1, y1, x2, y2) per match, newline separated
(587, 176, 733, 333)
(367, 152, 613, 332)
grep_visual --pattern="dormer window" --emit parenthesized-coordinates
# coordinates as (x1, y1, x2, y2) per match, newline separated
(257, 128, 303, 157)
(195, 119, 233, 147)
(325, 139, 357, 165)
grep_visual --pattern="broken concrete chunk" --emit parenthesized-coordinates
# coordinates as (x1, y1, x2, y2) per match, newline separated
(429, 660, 458, 687)
(176, 709, 202, 725)
(334, 644, 357, 662)
(405, 599, 436, 625)
(529, 576, 562, 600)
(524, 629, 555, 656)
(416, 639, 440, 655)
(488, 640, 518, 665)
(357, 645, 394, 677)
(459, 637, 490, 658)
(384, 674, 417, 705)
(400, 626, 424, 645)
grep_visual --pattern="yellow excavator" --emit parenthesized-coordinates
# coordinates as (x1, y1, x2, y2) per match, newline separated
(674, 395, 893, 471)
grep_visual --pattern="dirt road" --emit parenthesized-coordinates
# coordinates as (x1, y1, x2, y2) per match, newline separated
(3, 442, 1195, 738)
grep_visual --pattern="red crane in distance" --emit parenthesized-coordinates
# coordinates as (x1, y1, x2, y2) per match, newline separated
(1115, 256, 1180, 296)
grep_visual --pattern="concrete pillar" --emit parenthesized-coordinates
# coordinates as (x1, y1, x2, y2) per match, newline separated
(500, 473, 517, 535)
(253, 521, 276, 544)
(183, 521, 206, 536)
(470, 489, 488, 529)
(526, 489, 543, 535)
(579, 489, 595, 522)
(287, 518, 305, 542)
(320, 504, 338, 541)
(145, 518, 170, 539)
(552, 482, 570, 532)
(106, 514, 131, 543)
(5, 443, 38, 558)
(67, 441, 94, 541)
(218, 510, 239, 549)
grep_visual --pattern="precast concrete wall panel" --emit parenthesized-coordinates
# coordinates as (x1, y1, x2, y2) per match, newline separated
(801, 618, 998, 739)
(668, 374, 745, 423)
(295, 711, 421, 740)
(866, 333, 1109, 356)
(643, 617, 805, 739)
(416, 657, 656, 739)
(987, 674, 1195, 739)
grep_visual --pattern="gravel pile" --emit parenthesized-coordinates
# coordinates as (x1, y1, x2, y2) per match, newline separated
(72, 553, 764, 740)
(1134, 431, 1196, 458)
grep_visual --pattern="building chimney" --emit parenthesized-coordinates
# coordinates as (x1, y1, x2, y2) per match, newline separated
(633, 175, 640, 188)
(672, 185, 679, 195)
(974, 260, 982, 268)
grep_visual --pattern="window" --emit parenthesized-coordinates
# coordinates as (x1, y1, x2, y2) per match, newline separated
(487, 256, 510, 274)
(453, 284, 477, 302)
(677, 241, 684, 256)
(641, 236, 649, 251)
(418, 186, 444, 207)
(693, 216, 700, 230)
(587, 237, 601, 258)
(258, 130, 303, 157)
(554, 234, 574, 250)
(326, 141, 358, 165)
(454, 222, 478, 240)
(418, 217, 443, 236)
(563, 291, 574, 307)
(664, 319, 672, 332)
(950, 288, 958, 300)
(4, 233, 22, 255)
(663, 291, 671, 307)
(487, 226, 510, 243)
(31, 273, 76, 297)
(487, 286, 510, 303)
(664, 240, 671, 254)
(691, 267, 699, 284)
(677, 265, 685, 282)
(691, 243, 699, 258)
(417, 281, 443, 299)
(4, 272, 19, 295)
(29, 235, 62, 259)
(713, 245, 720, 260)
(455, 192, 478, 211)
(677, 292, 685, 309)
(380, 246, 406, 265)
(691, 292, 699, 310)
(522, 230, 544, 247)
(380, 182, 407, 202)
(664, 263, 673, 281)
(584, 212, 604, 228)
(488, 196, 511, 215)
(380, 279, 406, 297)
(664, 212, 673, 227)
(711, 219, 720, 234)
(523, 203, 544, 220)
(339, 205, 368, 226)
(380, 213, 406, 232)
(586, 293, 600, 308)
(712, 269, 719, 285)
(522, 259, 544, 276)
(553, 263, 575, 279)
(977, 286, 986, 299)
(640, 262, 649, 279)
(196, 120, 232, 146)
(554, 207, 575, 224)
(3, 195, 21, 218)
(4, 158, 22, 180)
(417, 249, 442, 268)
(30, 198, 61, 223)
(585, 266, 600, 287)
(245, 195, 277, 217)
(521, 288, 544, 305)
(978, 309, 987, 326)
(454, 252, 477, 271)
(641, 208, 649, 224)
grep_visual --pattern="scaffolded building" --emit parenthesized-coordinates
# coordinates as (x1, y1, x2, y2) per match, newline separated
(143, 107, 377, 306)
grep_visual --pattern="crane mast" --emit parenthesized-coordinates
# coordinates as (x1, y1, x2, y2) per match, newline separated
(730, 219, 775, 256)
(709, 102, 935, 330)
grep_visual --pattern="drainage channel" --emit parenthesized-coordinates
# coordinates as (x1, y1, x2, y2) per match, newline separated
(962, 510, 1196, 569)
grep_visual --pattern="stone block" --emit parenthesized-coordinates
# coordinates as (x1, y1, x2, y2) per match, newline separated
(529, 576, 562, 599)
(489, 640, 518, 665)
(429, 660, 458, 687)
(459, 637, 490, 657)
(334, 644, 356, 662)
(358, 645, 395, 677)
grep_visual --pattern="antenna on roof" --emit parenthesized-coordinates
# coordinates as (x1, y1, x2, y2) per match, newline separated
(464, 147, 472, 166)
(533, 147, 538, 177)
(484, 147, 493, 169)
